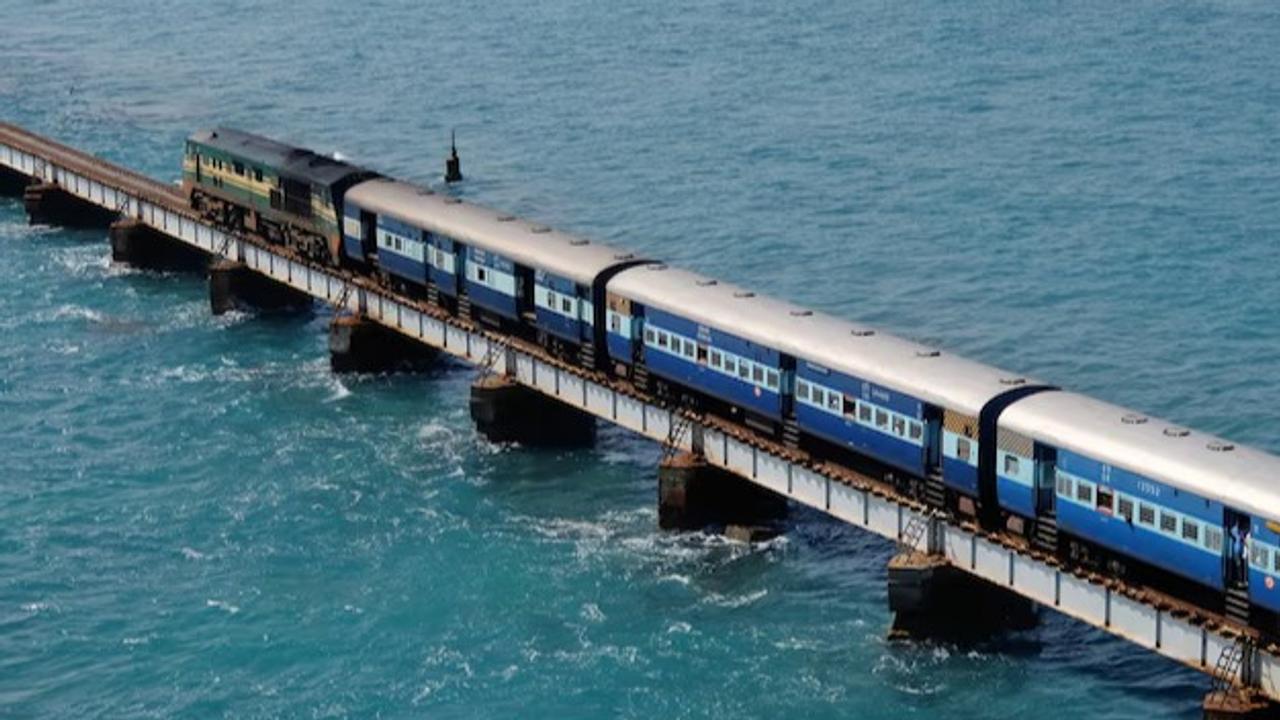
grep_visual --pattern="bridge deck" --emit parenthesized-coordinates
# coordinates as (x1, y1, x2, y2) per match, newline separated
(2, 122, 1276, 705)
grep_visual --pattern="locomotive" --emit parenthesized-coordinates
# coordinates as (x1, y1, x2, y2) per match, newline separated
(183, 127, 1280, 637)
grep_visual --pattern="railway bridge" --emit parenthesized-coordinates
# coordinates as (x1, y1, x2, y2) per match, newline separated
(1, 122, 1276, 718)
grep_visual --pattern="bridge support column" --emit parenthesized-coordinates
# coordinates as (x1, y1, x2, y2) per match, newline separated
(0, 166, 32, 196)
(328, 314, 439, 373)
(110, 218, 209, 272)
(469, 374, 595, 447)
(209, 259, 311, 315)
(1204, 689, 1280, 719)
(887, 552, 1037, 641)
(658, 451, 786, 539)
(23, 182, 118, 228)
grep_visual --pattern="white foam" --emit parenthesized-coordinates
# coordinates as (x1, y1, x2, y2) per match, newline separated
(205, 599, 240, 615)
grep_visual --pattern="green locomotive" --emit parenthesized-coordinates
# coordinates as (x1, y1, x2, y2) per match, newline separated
(182, 128, 376, 264)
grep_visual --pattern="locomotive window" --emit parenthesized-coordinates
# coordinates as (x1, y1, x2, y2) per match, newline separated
(477, 267, 488, 283)
(254, 168, 263, 182)
(766, 370, 779, 389)
(1117, 497, 1134, 522)
(233, 161, 245, 176)
(1138, 504, 1155, 526)
(1077, 482, 1093, 504)
(545, 289, 555, 307)
(1182, 520, 1199, 542)
(892, 417, 906, 436)
(859, 404, 873, 423)
(1159, 512, 1177, 534)
(875, 409, 889, 428)
(1004, 455, 1020, 476)
(562, 298, 573, 314)
(1206, 527, 1223, 553)
(909, 422, 923, 441)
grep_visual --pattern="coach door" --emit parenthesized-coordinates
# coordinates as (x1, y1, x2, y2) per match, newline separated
(1225, 510, 1251, 588)
(1034, 444, 1057, 515)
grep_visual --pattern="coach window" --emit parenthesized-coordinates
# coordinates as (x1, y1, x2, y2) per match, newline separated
(477, 267, 488, 283)
(711, 350, 723, 369)
(892, 417, 906, 436)
(827, 393, 841, 413)
(875, 409, 889, 429)
(909, 422, 923, 441)
(1206, 527, 1223, 553)
(1138, 504, 1155, 526)
(1183, 520, 1199, 542)
(859, 404, 872, 423)
(795, 379, 809, 401)
(1117, 497, 1134, 522)
(811, 387, 824, 406)
(1273, 548, 1280, 573)
(1004, 455, 1020, 476)
(1251, 543, 1269, 569)
(766, 370, 779, 389)
(1055, 472, 1070, 497)
(1159, 512, 1177, 534)
(843, 396, 857, 419)
(738, 362, 750, 381)
(684, 340, 695, 358)
(752, 366, 764, 384)
(644, 328, 655, 344)
(724, 356, 736, 375)
(1077, 482, 1093, 504)
(1096, 487, 1113, 512)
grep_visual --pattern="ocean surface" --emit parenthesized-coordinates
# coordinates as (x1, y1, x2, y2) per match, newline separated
(2, 2, 1279, 717)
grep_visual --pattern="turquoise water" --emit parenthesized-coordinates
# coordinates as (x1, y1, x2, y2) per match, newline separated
(3, 2, 1280, 717)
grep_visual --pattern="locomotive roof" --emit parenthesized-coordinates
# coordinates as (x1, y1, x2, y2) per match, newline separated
(345, 178, 647, 285)
(608, 264, 1037, 416)
(1000, 391, 1280, 522)
(188, 127, 367, 186)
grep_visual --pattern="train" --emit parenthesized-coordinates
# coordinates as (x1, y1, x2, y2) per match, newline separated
(182, 126, 1280, 636)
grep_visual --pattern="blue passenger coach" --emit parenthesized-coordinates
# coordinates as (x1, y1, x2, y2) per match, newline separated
(1000, 391, 1280, 612)
(343, 177, 649, 351)
(606, 266, 791, 420)
(773, 310, 1050, 496)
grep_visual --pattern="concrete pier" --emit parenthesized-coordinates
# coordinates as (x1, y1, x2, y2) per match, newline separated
(23, 181, 119, 227)
(0, 165, 30, 196)
(329, 314, 440, 373)
(1204, 690, 1280, 719)
(469, 374, 595, 446)
(209, 258, 312, 315)
(658, 451, 787, 536)
(887, 552, 1038, 641)
(110, 218, 209, 272)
